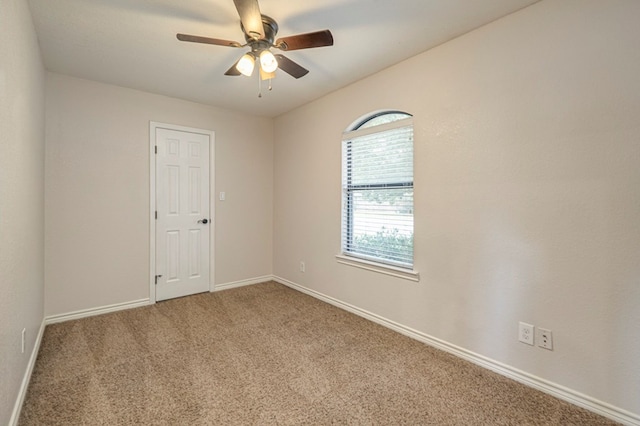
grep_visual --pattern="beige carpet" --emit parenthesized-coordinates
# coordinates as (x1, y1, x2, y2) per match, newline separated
(20, 281, 616, 425)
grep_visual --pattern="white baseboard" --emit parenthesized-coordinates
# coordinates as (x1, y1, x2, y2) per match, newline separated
(213, 275, 273, 292)
(44, 275, 277, 325)
(45, 298, 150, 325)
(9, 318, 46, 426)
(45, 276, 275, 325)
(273, 276, 639, 426)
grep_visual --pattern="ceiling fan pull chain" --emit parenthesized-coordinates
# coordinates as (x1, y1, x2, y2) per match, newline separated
(258, 73, 262, 98)
(269, 78, 273, 91)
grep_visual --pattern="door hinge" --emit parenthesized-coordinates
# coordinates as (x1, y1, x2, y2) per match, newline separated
(155, 274, 162, 284)
(155, 145, 157, 154)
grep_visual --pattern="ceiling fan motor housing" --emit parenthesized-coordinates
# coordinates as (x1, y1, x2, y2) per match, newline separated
(242, 15, 278, 45)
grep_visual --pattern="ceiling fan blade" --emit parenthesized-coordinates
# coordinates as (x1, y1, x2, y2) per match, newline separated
(275, 30, 333, 51)
(274, 54, 309, 79)
(224, 60, 242, 76)
(233, 0, 265, 40)
(177, 33, 242, 48)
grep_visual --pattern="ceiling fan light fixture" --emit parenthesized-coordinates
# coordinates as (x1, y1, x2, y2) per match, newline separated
(259, 49, 278, 73)
(236, 53, 255, 76)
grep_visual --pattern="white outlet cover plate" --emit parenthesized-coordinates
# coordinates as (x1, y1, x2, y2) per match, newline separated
(519, 322, 534, 345)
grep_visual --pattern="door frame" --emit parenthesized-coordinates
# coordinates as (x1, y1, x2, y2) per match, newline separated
(149, 121, 215, 303)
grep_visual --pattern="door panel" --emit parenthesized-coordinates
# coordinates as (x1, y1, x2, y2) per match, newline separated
(155, 127, 210, 301)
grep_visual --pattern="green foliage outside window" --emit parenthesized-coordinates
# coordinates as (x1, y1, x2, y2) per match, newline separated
(353, 227, 413, 265)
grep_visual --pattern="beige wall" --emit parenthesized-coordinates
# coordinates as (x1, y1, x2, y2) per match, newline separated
(6, 0, 639, 421)
(45, 73, 273, 316)
(0, 0, 46, 423)
(274, 0, 640, 416)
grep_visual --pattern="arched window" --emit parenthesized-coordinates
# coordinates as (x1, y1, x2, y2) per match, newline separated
(341, 111, 414, 268)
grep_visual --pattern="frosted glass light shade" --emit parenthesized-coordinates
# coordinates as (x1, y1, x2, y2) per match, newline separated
(236, 53, 255, 76)
(260, 50, 278, 73)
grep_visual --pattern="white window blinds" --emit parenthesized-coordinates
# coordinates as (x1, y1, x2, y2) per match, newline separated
(342, 116, 414, 268)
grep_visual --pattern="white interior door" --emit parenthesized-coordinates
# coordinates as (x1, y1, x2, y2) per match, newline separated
(155, 127, 210, 301)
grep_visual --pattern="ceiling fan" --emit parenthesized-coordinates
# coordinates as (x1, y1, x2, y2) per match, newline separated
(177, 0, 334, 81)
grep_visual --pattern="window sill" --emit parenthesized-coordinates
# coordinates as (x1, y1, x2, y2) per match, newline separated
(335, 254, 420, 282)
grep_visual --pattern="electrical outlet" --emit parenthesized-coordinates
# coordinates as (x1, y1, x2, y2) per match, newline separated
(538, 328, 553, 350)
(299, 261, 306, 273)
(21, 328, 26, 354)
(518, 322, 534, 345)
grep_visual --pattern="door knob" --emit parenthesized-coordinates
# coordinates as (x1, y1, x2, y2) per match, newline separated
(198, 218, 209, 224)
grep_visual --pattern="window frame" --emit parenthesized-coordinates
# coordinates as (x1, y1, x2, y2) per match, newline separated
(339, 111, 418, 280)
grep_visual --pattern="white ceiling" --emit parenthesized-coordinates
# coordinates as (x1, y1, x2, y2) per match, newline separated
(27, 0, 539, 118)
